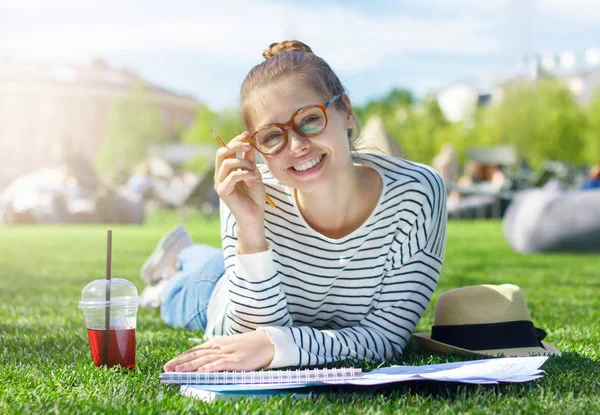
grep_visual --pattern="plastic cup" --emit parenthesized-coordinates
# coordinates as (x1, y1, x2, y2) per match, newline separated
(78, 278, 139, 369)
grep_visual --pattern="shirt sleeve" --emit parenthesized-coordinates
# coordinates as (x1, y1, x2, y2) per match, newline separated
(218, 200, 294, 334)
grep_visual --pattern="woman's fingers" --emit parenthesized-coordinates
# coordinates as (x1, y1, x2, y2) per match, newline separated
(242, 138, 257, 165)
(215, 158, 256, 182)
(214, 158, 260, 199)
(199, 358, 238, 373)
(214, 131, 251, 167)
(211, 131, 265, 207)
(163, 332, 274, 373)
(215, 141, 252, 165)
(166, 346, 237, 372)
(216, 170, 259, 198)
(175, 354, 224, 372)
(175, 354, 236, 373)
(164, 347, 220, 371)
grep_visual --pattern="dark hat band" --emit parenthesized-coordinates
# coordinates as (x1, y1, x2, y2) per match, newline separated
(431, 320, 547, 351)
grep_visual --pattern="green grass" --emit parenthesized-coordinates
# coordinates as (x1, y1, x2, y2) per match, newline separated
(1, 214, 599, 414)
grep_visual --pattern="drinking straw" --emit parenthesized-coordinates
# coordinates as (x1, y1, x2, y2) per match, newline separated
(211, 129, 276, 208)
(104, 230, 112, 366)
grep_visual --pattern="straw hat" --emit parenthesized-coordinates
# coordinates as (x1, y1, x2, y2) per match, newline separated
(414, 284, 561, 357)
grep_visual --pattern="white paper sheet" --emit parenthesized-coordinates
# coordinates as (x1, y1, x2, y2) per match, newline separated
(326, 356, 548, 386)
(418, 357, 548, 382)
(175, 356, 549, 392)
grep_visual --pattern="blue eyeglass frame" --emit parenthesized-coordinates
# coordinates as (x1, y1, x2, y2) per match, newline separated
(249, 93, 343, 156)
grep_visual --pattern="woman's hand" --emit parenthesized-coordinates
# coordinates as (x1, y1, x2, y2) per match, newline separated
(163, 331, 275, 372)
(214, 131, 265, 229)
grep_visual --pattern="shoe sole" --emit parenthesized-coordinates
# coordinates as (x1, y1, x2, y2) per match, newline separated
(141, 226, 191, 285)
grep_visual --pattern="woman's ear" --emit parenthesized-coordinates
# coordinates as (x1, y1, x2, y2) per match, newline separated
(341, 94, 356, 128)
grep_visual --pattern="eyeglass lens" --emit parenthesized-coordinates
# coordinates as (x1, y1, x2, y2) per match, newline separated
(253, 106, 327, 154)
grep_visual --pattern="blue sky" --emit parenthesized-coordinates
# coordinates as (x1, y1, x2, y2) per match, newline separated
(1, 0, 599, 109)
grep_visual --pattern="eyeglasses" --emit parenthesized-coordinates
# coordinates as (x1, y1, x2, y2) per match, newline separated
(249, 94, 342, 156)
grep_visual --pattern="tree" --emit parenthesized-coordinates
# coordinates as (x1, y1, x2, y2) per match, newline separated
(474, 79, 587, 168)
(96, 85, 166, 181)
(355, 88, 413, 127)
(584, 88, 600, 165)
(179, 105, 242, 175)
(396, 98, 450, 164)
(354, 78, 591, 169)
(182, 105, 241, 147)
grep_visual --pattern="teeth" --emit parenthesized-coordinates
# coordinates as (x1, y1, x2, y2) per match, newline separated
(293, 156, 322, 172)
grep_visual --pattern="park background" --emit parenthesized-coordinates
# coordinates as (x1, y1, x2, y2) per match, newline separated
(1, 1, 599, 413)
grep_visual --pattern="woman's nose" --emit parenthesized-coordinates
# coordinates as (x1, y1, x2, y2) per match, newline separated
(287, 129, 311, 154)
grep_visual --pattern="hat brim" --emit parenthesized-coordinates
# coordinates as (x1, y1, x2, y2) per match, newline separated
(413, 332, 561, 357)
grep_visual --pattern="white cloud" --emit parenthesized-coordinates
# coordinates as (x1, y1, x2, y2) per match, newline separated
(0, 0, 506, 71)
(2, 0, 596, 108)
(538, 0, 600, 24)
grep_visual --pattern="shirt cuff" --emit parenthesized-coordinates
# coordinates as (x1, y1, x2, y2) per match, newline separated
(257, 327, 299, 369)
(234, 243, 277, 283)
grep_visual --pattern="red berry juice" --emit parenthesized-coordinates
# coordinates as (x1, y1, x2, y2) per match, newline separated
(87, 328, 136, 369)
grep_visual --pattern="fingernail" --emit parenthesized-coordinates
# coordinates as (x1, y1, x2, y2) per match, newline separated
(242, 143, 251, 148)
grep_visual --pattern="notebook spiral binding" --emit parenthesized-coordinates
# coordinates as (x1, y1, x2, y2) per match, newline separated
(160, 367, 363, 385)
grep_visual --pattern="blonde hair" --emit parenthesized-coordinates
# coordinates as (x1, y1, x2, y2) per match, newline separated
(240, 40, 356, 142)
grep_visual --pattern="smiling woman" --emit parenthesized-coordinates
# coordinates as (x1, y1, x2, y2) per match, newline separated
(140, 40, 447, 372)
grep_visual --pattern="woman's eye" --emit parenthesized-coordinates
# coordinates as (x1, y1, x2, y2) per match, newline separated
(301, 116, 320, 126)
(263, 133, 282, 143)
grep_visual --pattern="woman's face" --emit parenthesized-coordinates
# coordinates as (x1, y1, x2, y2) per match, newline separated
(246, 80, 355, 193)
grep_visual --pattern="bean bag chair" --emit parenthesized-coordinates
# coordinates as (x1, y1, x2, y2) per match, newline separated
(503, 187, 600, 253)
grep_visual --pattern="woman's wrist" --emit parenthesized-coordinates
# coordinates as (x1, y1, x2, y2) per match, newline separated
(236, 224, 268, 254)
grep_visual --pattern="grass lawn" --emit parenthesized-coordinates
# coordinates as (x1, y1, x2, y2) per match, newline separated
(1, 213, 599, 414)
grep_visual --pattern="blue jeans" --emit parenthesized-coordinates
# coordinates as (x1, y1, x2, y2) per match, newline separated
(160, 244, 225, 331)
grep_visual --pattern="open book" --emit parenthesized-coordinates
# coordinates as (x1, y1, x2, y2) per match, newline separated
(161, 356, 549, 402)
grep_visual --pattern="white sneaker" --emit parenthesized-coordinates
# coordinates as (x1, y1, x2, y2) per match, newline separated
(141, 225, 193, 285)
(139, 279, 168, 309)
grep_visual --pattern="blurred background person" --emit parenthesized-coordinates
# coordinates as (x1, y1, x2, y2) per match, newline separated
(127, 164, 154, 199)
(59, 136, 104, 199)
(432, 143, 459, 188)
(580, 164, 600, 190)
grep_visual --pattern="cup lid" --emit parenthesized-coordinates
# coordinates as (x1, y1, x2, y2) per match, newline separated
(78, 278, 139, 309)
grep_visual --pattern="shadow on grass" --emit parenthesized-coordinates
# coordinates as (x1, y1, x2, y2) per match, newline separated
(308, 380, 528, 402)
(309, 350, 599, 402)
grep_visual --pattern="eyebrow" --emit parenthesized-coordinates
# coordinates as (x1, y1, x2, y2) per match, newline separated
(257, 103, 314, 129)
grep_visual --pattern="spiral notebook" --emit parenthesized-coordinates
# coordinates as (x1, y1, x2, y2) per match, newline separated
(160, 367, 362, 385)
(161, 357, 549, 402)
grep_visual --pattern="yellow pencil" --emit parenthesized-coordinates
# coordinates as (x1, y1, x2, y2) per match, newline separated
(212, 130, 276, 209)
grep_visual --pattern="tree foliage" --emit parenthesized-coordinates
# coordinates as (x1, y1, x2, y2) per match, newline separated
(182, 105, 241, 147)
(395, 98, 449, 163)
(585, 88, 600, 164)
(179, 105, 242, 174)
(355, 88, 413, 124)
(474, 79, 587, 168)
(96, 85, 166, 181)
(355, 78, 596, 169)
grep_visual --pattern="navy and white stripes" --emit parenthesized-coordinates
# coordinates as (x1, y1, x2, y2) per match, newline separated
(205, 153, 447, 368)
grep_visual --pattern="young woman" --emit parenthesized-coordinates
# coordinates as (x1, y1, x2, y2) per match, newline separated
(144, 40, 447, 372)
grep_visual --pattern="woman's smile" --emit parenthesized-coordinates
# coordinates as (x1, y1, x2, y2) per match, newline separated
(290, 154, 325, 176)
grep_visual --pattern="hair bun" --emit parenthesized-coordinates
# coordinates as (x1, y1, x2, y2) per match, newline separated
(263, 40, 313, 60)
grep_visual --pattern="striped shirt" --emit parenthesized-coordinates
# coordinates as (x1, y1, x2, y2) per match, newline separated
(205, 153, 447, 368)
